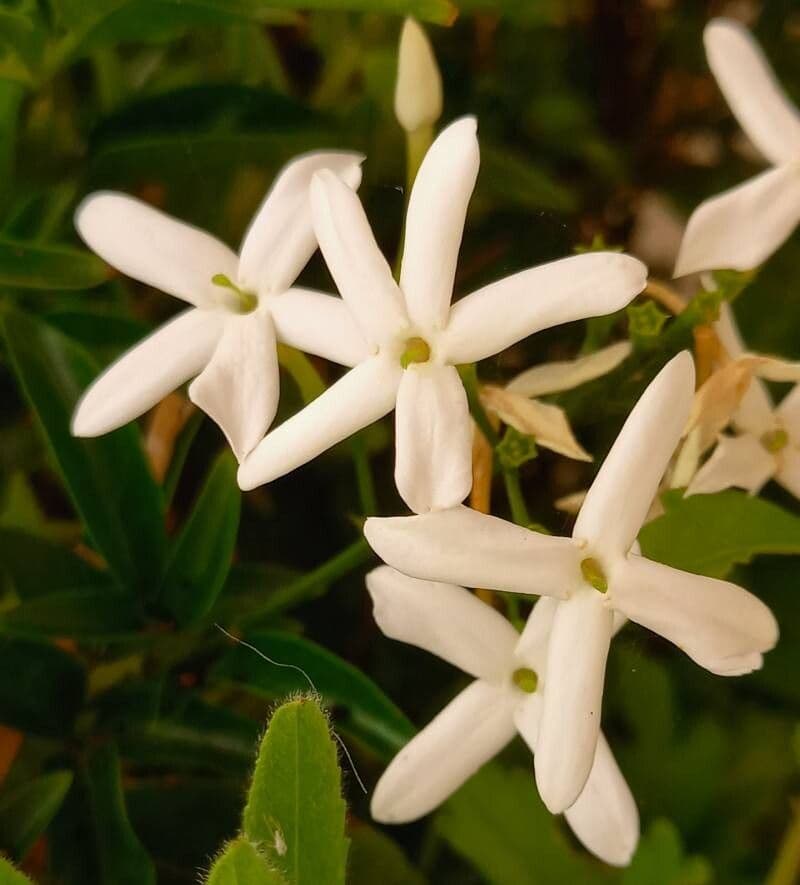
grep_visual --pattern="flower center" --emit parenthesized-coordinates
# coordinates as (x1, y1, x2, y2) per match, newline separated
(511, 667, 538, 693)
(400, 336, 431, 368)
(580, 557, 608, 593)
(761, 428, 789, 454)
(212, 273, 258, 313)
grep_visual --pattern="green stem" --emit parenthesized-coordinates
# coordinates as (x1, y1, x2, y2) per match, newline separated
(503, 470, 531, 528)
(350, 432, 378, 516)
(766, 804, 800, 885)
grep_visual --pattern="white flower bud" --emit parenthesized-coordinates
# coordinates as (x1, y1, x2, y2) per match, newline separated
(394, 18, 443, 134)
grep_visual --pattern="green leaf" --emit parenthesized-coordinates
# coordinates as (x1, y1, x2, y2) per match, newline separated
(0, 237, 109, 289)
(86, 744, 156, 885)
(480, 145, 576, 213)
(348, 824, 426, 885)
(206, 838, 285, 885)
(622, 819, 711, 885)
(0, 636, 85, 735)
(2, 310, 166, 594)
(496, 426, 538, 470)
(160, 451, 240, 625)
(213, 630, 413, 759)
(242, 696, 348, 884)
(0, 770, 73, 860)
(639, 490, 800, 579)
(0, 857, 33, 884)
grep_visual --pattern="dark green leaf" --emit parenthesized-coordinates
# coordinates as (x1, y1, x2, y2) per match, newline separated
(243, 696, 348, 884)
(0, 770, 73, 860)
(0, 237, 109, 289)
(622, 820, 711, 885)
(205, 838, 285, 885)
(0, 856, 33, 884)
(348, 824, 426, 885)
(480, 145, 576, 213)
(2, 309, 166, 593)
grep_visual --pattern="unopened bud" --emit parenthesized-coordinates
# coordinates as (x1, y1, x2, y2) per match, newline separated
(394, 18, 443, 134)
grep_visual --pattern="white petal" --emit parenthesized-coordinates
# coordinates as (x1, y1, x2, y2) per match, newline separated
(238, 151, 364, 295)
(481, 388, 591, 461)
(75, 192, 239, 307)
(394, 17, 443, 133)
(686, 433, 775, 496)
(441, 252, 646, 365)
(310, 169, 407, 346)
(188, 309, 278, 462)
(371, 680, 516, 823)
(71, 308, 224, 437)
(564, 733, 639, 868)
(269, 287, 370, 367)
(574, 352, 695, 554)
(512, 691, 543, 754)
(399, 117, 479, 335)
(366, 566, 518, 682)
(775, 446, 800, 500)
(237, 355, 400, 490)
(364, 505, 581, 599)
(394, 364, 472, 513)
(610, 553, 778, 674)
(775, 384, 800, 440)
(515, 596, 560, 674)
(674, 164, 800, 276)
(534, 591, 614, 813)
(506, 341, 632, 398)
(705, 19, 800, 166)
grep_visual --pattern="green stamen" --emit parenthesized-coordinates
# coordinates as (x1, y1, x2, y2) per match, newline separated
(400, 336, 431, 369)
(212, 273, 257, 313)
(512, 667, 539, 693)
(761, 428, 789, 454)
(581, 557, 608, 593)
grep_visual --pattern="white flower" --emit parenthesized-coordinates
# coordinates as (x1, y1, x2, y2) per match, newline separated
(686, 304, 800, 497)
(364, 351, 778, 812)
(674, 19, 800, 276)
(238, 117, 647, 513)
(71, 151, 368, 461)
(481, 341, 632, 462)
(395, 18, 443, 134)
(367, 566, 639, 867)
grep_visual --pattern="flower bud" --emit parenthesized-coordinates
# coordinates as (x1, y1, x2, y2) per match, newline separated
(394, 18, 443, 134)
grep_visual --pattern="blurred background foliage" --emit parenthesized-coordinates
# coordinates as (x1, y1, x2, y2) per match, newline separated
(0, 0, 800, 882)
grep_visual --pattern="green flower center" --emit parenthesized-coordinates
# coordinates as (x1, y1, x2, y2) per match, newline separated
(581, 557, 608, 593)
(400, 336, 431, 368)
(512, 667, 539, 693)
(761, 428, 789, 454)
(212, 273, 258, 313)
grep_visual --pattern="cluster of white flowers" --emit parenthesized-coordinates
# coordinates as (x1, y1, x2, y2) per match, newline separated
(70, 15, 791, 868)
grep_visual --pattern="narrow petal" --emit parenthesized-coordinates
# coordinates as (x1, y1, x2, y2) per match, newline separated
(310, 170, 407, 346)
(400, 117, 479, 335)
(705, 19, 800, 166)
(512, 691, 543, 754)
(775, 384, 800, 441)
(441, 252, 646, 365)
(481, 387, 591, 461)
(574, 352, 695, 554)
(534, 590, 614, 813)
(371, 680, 516, 823)
(366, 566, 518, 682)
(564, 733, 639, 868)
(674, 164, 800, 277)
(364, 505, 581, 599)
(394, 364, 472, 513)
(269, 287, 370, 367)
(188, 309, 278, 462)
(610, 553, 778, 673)
(72, 308, 224, 437)
(75, 192, 239, 307)
(238, 151, 364, 295)
(686, 433, 775, 496)
(515, 596, 560, 670)
(506, 341, 632, 398)
(238, 355, 400, 490)
(775, 447, 800, 500)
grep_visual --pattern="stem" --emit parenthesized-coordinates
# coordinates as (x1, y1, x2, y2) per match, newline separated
(350, 432, 378, 516)
(503, 470, 531, 527)
(766, 802, 800, 885)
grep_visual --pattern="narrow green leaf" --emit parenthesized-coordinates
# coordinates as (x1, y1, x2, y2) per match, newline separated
(639, 490, 800, 579)
(160, 450, 240, 625)
(0, 636, 85, 735)
(348, 824, 426, 885)
(243, 697, 348, 884)
(0, 237, 109, 289)
(86, 744, 156, 885)
(206, 838, 285, 885)
(213, 630, 413, 759)
(2, 310, 166, 594)
(0, 770, 73, 860)
(0, 857, 33, 885)
(622, 819, 711, 885)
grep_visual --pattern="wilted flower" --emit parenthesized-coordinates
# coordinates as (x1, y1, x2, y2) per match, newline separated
(365, 352, 778, 812)
(72, 152, 367, 461)
(367, 566, 639, 867)
(239, 117, 647, 512)
(675, 19, 800, 276)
